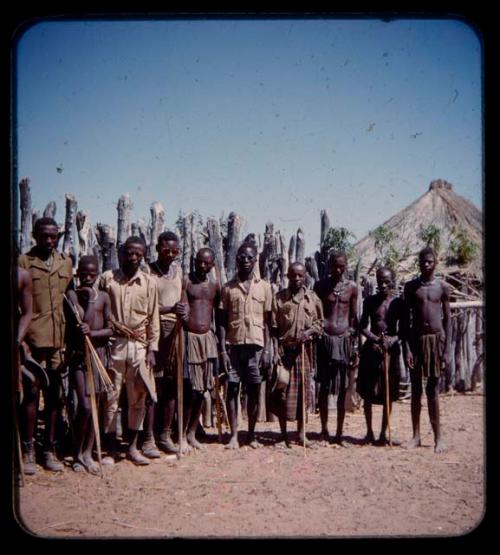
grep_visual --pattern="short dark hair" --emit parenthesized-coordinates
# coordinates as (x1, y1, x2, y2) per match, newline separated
(376, 266, 395, 283)
(157, 231, 179, 245)
(328, 250, 347, 265)
(196, 247, 215, 260)
(124, 236, 146, 250)
(288, 261, 306, 273)
(33, 217, 58, 235)
(419, 246, 437, 261)
(78, 255, 99, 269)
(237, 241, 258, 256)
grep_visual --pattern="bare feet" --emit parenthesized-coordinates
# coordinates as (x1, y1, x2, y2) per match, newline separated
(72, 460, 86, 473)
(332, 435, 351, 448)
(82, 454, 101, 475)
(363, 432, 376, 445)
(225, 436, 240, 450)
(187, 433, 205, 450)
(319, 431, 330, 445)
(275, 437, 292, 450)
(376, 435, 402, 447)
(402, 437, 422, 449)
(434, 439, 447, 453)
(247, 435, 263, 449)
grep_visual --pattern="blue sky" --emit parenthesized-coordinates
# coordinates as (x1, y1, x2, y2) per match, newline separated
(15, 17, 482, 255)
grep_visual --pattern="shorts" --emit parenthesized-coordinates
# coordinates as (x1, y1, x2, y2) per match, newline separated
(228, 344, 263, 385)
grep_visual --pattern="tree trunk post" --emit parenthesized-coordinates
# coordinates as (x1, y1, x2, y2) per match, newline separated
(62, 194, 78, 265)
(116, 194, 133, 249)
(19, 178, 32, 255)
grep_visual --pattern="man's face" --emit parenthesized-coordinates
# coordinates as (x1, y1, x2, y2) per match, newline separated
(157, 239, 179, 265)
(288, 265, 305, 292)
(376, 270, 393, 297)
(419, 253, 436, 276)
(329, 256, 347, 280)
(195, 250, 215, 276)
(236, 247, 256, 273)
(121, 242, 145, 274)
(34, 225, 58, 254)
(77, 263, 98, 288)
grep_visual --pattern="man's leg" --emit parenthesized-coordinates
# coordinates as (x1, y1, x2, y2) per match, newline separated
(363, 401, 375, 444)
(158, 378, 179, 453)
(318, 383, 330, 442)
(333, 366, 348, 446)
(125, 360, 150, 465)
(246, 382, 262, 448)
(403, 369, 423, 449)
(102, 364, 124, 464)
(427, 376, 446, 453)
(19, 373, 40, 475)
(186, 390, 205, 449)
(42, 350, 65, 471)
(72, 369, 91, 471)
(225, 382, 240, 449)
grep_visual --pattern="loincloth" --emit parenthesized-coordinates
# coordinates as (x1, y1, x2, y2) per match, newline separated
(356, 340, 400, 404)
(185, 330, 218, 392)
(413, 332, 444, 379)
(69, 341, 111, 396)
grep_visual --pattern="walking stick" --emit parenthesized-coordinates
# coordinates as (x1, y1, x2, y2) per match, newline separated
(175, 320, 184, 459)
(64, 295, 104, 476)
(301, 343, 307, 456)
(382, 340, 392, 448)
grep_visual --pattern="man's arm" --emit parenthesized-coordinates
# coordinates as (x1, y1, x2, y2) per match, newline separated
(17, 268, 33, 344)
(402, 282, 414, 368)
(349, 282, 359, 333)
(146, 278, 160, 367)
(441, 282, 452, 366)
(359, 297, 379, 343)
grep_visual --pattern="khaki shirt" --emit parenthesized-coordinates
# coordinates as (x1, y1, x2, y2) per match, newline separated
(220, 276, 272, 347)
(272, 287, 324, 346)
(18, 250, 73, 349)
(99, 268, 160, 352)
(147, 261, 182, 323)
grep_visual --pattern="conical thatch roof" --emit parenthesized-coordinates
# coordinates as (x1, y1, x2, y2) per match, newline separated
(353, 179, 483, 281)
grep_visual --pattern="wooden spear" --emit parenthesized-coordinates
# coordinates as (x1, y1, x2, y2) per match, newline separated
(301, 343, 307, 456)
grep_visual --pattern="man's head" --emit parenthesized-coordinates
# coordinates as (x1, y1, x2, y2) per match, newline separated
(287, 262, 306, 293)
(328, 251, 347, 281)
(194, 248, 215, 277)
(77, 255, 99, 287)
(121, 236, 146, 276)
(156, 231, 180, 265)
(32, 217, 59, 255)
(376, 266, 395, 297)
(418, 246, 437, 277)
(236, 242, 258, 274)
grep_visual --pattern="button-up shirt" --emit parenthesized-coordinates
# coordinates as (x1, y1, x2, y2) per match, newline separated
(220, 276, 272, 347)
(18, 250, 73, 348)
(272, 287, 324, 346)
(99, 268, 160, 351)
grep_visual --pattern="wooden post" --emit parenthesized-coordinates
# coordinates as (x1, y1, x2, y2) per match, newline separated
(288, 235, 296, 266)
(320, 209, 330, 248)
(96, 223, 118, 272)
(206, 217, 227, 285)
(19, 178, 32, 255)
(259, 222, 275, 281)
(43, 201, 57, 219)
(278, 231, 288, 290)
(116, 194, 133, 249)
(148, 201, 165, 263)
(295, 228, 305, 264)
(62, 194, 78, 264)
(225, 212, 241, 281)
(76, 211, 97, 257)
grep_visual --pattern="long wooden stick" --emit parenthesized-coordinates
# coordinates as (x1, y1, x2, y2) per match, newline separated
(213, 374, 223, 442)
(383, 345, 392, 448)
(301, 343, 306, 456)
(176, 321, 184, 459)
(84, 342, 103, 477)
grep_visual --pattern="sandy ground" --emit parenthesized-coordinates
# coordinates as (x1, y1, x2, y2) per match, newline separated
(14, 390, 485, 540)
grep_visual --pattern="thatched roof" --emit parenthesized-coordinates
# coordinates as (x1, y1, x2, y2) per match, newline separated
(352, 179, 483, 282)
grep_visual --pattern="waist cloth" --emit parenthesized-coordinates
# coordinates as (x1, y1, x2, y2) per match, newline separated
(413, 332, 444, 379)
(356, 340, 400, 404)
(184, 329, 218, 392)
(69, 339, 111, 396)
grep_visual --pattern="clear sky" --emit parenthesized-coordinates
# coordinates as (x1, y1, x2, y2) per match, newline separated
(14, 16, 482, 255)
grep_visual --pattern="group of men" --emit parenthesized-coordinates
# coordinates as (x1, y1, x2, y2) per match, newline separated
(16, 216, 451, 476)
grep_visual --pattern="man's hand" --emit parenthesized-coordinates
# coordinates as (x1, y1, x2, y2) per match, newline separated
(297, 329, 311, 344)
(174, 301, 189, 322)
(219, 351, 231, 375)
(272, 352, 282, 367)
(79, 322, 91, 336)
(260, 349, 272, 380)
(146, 350, 156, 369)
(405, 352, 414, 369)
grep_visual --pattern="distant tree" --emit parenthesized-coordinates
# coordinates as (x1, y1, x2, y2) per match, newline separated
(448, 226, 478, 265)
(322, 226, 356, 257)
(370, 225, 395, 258)
(418, 224, 442, 254)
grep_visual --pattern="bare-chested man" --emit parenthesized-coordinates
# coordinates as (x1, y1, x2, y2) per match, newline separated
(357, 267, 404, 445)
(176, 248, 221, 449)
(65, 256, 113, 474)
(314, 251, 358, 446)
(402, 247, 451, 453)
(218, 242, 272, 449)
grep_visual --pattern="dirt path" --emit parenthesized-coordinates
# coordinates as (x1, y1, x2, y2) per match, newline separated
(15, 391, 485, 539)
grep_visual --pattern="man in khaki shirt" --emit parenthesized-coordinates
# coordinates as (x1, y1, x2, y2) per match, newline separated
(218, 242, 272, 449)
(99, 236, 160, 465)
(18, 217, 74, 472)
(271, 262, 323, 447)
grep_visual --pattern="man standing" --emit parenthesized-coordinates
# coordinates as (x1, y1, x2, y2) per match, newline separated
(357, 267, 404, 445)
(314, 251, 358, 446)
(146, 231, 183, 455)
(18, 217, 74, 472)
(271, 262, 323, 447)
(178, 248, 221, 449)
(99, 236, 160, 465)
(402, 247, 451, 453)
(218, 242, 272, 449)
